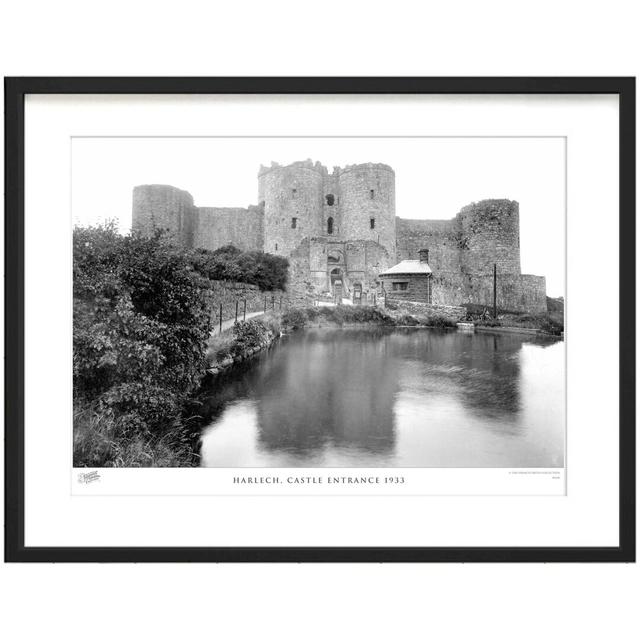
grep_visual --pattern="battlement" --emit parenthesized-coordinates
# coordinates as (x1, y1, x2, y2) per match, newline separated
(258, 159, 329, 178)
(257, 159, 395, 178)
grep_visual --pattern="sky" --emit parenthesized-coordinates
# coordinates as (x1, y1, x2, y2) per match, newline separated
(72, 137, 565, 296)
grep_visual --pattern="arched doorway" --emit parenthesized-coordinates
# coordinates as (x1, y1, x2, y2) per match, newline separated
(330, 267, 343, 302)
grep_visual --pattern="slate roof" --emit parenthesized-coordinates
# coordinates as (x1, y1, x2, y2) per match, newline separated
(379, 260, 432, 276)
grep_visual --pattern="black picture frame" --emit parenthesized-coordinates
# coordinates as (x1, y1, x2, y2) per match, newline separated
(4, 77, 636, 563)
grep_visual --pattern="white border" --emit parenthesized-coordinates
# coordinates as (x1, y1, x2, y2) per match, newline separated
(24, 94, 619, 547)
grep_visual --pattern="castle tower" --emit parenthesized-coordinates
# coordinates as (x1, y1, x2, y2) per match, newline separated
(132, 185, 195, 246)
(258, 160, 325, 256)
(338, 163, 396, 258)
(457, 199, 521, 275)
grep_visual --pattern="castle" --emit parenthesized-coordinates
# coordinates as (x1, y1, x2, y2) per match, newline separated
(132, 159, 547, 313)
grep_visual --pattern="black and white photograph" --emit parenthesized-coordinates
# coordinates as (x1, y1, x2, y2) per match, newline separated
(2, 2, 639, 638)
(72, 136, 565, 471)
(5, 78, 633, 567)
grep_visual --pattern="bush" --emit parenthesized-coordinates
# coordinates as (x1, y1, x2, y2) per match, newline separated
(74, 223, 214, 440)
(231, 318, 271, 354)
(425, 315, 457, 328)
(540, 319, 564, 336)
(282, 308, 307, 331)
(193, 244, 289, 291)
(205, 332, 236, 365)
(258, 313, 282, 336)
(304, 306, 320, 321)
(396, 314, 419, 326)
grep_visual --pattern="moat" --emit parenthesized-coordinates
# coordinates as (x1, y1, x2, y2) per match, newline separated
(199, 327, 564, 468)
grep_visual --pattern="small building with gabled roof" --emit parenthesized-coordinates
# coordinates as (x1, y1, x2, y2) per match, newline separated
(379, 249, 433, 303)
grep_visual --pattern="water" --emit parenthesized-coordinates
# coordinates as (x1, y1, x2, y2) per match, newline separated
(199, 328, 564, 468)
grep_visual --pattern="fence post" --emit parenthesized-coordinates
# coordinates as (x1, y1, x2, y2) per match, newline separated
(219, 303, 223, 333)
(243, 299, 246, 321)
(279, 296, 282, 310)
(272, 295, 275, 310)
(235, 300, 239, 323)
(264, 297, 267, 313)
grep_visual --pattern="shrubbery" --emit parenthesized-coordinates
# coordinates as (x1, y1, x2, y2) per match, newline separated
(206, 315, 282, 366)
(282, 305, 395, 329)
(194, 244, 289, 291)
(424, 315, 457, 328)
(231, 318, 272, 354)
(281, 308, 307, 330)
(73, 223, 214, 465)
(74, 225, 293, 466)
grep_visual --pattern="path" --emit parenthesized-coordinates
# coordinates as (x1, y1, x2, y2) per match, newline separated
(213, 311, 266, 335)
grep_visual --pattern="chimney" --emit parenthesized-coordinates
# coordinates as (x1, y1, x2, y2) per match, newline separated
(418, 249, 429, 264)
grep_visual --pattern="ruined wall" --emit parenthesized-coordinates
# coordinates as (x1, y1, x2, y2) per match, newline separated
(132, 185, 195, 245)
(339, 163, 396, 258)
(344, 240, 392, 294)
(194, 205, 263, 252)
(286, 238, 315, 302)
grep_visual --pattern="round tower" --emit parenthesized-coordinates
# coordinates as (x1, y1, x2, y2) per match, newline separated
(338, 163, 396, 257)
(132, 185, 195, 246)
(458, 199, 521, 274)
(258, 160, 325, 256)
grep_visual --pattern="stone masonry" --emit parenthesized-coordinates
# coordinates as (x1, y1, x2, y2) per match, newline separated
(132, 159, 547, 313)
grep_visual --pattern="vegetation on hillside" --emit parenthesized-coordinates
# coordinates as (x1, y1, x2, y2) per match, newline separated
(282, 305, 396, 330)
(195, 244, 289, 291)
(73, 224, 288, 467)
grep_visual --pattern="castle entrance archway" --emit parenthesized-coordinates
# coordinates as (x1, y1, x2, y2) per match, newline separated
(330, 267, 344, 303)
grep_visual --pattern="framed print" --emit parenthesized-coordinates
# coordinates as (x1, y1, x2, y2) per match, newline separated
(4, 77, 635, 562)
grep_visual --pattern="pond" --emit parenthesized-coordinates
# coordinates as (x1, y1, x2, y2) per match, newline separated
(199, 327, 565, 468)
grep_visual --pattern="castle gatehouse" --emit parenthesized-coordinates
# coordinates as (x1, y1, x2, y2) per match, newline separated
(132, 159, 547, 313)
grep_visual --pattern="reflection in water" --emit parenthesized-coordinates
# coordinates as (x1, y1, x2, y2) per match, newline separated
(199, 328, 564, 468)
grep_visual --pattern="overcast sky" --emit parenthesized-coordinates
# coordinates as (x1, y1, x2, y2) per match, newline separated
(72, 137, 565, 296)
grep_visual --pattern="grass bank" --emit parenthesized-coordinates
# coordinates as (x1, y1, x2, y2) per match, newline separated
(463, 302, 564, 336)
(206, 304, 459, 370)
(73, 404, 201, 467)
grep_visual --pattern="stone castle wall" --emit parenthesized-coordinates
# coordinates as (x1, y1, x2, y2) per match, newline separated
(132, 185, 263, 253)
(428, 272, 546, 313)
(259, 161, 325, 256)
(396, 218, 461, 272)
(458, 200, 521, 274)
(394, 198, 537, 312)
(132, 163, 547, 315)
(396, 200, 520, 276)
(339, 163, 396, 259)
(132, 185, 195, 245)
(194, 205, 264, 253)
